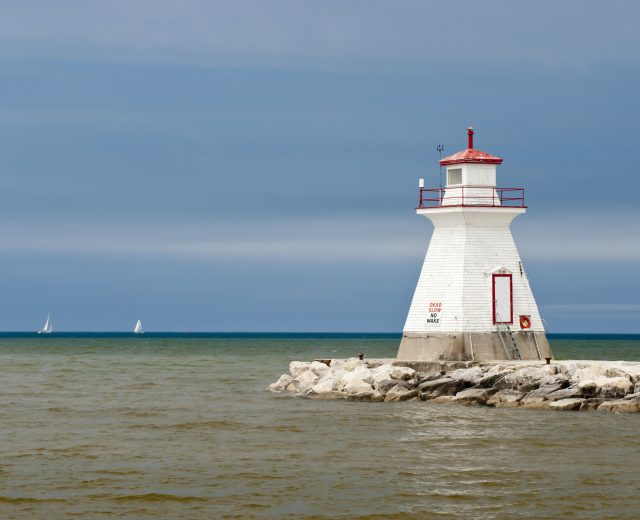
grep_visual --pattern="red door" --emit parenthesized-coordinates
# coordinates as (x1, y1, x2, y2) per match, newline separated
(492, 274, 513, 324)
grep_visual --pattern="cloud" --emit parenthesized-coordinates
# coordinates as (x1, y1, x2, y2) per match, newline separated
(0, 1, 637, 70)
(540, 304, 640, 321)
(0, 210, 638, 263)
(514, 212, 640, 261)
(0, 216, 424, 263)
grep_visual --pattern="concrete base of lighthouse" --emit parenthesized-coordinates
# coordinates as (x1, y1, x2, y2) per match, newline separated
(397, 331, 552, 362)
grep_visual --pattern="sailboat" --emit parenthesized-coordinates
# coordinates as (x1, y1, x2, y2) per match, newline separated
(38, 314, 53, 334)
(133, 319, 143, 334)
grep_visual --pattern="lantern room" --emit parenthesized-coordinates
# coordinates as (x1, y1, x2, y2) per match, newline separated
(440, 127, 503, 188)
(418, 128, 524, 209)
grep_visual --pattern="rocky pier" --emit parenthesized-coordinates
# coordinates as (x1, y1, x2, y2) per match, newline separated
(269, 358, 640, 413)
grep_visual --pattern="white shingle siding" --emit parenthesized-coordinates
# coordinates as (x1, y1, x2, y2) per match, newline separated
(403, 207, 544, 334)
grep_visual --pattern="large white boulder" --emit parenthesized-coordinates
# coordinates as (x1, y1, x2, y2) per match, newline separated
(475, 369, 513, 388)
(539, 374, 570, 388)
(389, 366, 416, 381)
(289, 361, 311, 378)
(562, 363, 633, 398)
(331, 369, 346, 391)
(600, 377, 633, 398)
(370, 364, 395, 386)
(613, 362, 640, 383)
(337, 368, 374, 395)
(498, 365, 554, 390)
(520, 393, 547, 406)
(515, 365, 554, 380)
(452, 388, 493, 405)
(353, 366, 374, 384)
(293, 369, 319, 393)
(449, 366, 484, 384)
(309, 361, 331, 378)
(571, 365, 622, 380)
(598, 398, 640, 413)
(548, 398, 585, 411)
(342, 358, 365, 372)
(329, 359, 344, 370)
(487, 389, 523, 407)
(384, 385, 418, 402)
(577, 376, 633, 398)
(309, 377, 334, 396)
(484, 364, 514, 376)
(269, 374, 293, 392)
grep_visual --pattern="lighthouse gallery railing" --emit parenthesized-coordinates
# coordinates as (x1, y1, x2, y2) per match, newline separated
(418, 186, 526, 209)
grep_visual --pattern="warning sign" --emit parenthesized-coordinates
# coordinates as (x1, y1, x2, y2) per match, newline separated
(426, 302, 442, 326)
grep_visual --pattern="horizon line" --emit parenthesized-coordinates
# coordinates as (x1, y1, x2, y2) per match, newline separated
(1, 331, 639, 336)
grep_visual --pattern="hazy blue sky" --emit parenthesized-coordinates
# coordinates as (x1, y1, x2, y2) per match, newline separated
(1, 0, 639, 332)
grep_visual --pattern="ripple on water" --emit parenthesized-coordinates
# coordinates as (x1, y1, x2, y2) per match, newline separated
(99, 493, 209, 502)
(126, 419, 242, 430)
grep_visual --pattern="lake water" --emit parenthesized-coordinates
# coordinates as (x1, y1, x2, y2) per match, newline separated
(1, 333, 639, 519)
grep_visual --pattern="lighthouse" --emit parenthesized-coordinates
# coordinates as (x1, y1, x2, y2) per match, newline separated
(397, 128, 553, 362)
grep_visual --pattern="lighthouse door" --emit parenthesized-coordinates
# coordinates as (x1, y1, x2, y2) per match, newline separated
(492, 274, 513, 324)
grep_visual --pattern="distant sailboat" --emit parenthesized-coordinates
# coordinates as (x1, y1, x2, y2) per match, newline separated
(133, 319, 143, 334)
(38, 314, 53, 334)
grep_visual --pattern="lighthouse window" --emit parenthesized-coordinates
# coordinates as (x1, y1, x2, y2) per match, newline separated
(447, 168, 462, 186)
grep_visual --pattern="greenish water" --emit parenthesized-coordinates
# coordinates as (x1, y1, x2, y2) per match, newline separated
(1, 333, 639, 519)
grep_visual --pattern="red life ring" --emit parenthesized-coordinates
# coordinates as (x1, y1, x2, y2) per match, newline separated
(519, 315, 531, 329)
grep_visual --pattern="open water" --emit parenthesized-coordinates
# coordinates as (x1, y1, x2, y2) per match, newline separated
(1, 333, 639, 519)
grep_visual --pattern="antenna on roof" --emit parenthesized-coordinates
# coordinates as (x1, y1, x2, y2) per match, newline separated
(437, 144, 445, 191)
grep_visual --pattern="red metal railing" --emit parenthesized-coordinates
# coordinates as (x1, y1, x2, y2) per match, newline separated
(418, 186, 526, 209)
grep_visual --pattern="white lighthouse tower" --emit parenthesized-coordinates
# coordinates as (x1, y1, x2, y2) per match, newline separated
(397, 128, 553, 361)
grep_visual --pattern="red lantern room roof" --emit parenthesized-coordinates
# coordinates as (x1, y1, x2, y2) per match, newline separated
(440, 128, 503, 166)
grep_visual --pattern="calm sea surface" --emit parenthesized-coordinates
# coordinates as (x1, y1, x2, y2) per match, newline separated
(1, 333, 639, 519)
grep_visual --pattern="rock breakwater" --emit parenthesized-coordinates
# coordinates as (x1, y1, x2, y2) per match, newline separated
(269, 358, 640, 412)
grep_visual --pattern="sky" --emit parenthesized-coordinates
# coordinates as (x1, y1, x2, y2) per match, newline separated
(1, 0, 639, 332)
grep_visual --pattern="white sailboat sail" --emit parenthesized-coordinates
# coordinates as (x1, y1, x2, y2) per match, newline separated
(133, 319, 143, 334)
(38, 314, 53, 334)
